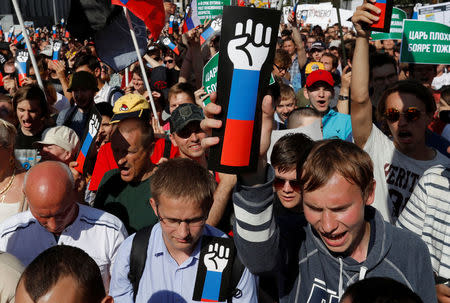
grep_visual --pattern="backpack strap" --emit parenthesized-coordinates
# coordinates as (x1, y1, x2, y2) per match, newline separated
(128, 225, 154, 301)
(228, 253, 245, 302)
(162, 137, 172, 159)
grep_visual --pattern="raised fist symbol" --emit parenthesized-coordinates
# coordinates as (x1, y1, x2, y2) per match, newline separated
(211, 18, 222, 32)
(162, 37, 171, 46)
(203, 243, 230, 272)
(227, 19, 272, 71)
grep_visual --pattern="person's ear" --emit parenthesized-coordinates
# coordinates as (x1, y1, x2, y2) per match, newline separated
(365, 180, 376, 206)
(149, 197, 158, 216)
(169, 133, 178, 147)
(94, 67, 101, 79)
(101, 295, 114, 303)
(303, 87, 309, 100)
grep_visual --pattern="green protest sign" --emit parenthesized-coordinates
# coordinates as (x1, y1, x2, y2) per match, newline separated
(371, 8, 407, 41)
(400, 20, 450, 65)
(202, 52, 219, 106)
(197, 0, 230, 22)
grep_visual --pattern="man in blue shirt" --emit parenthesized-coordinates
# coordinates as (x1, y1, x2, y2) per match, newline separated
(303, 70, 352, 140)
(110, 158, 258, 303)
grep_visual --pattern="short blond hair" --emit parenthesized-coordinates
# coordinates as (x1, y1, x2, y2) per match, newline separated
(0, 119, 17, 149)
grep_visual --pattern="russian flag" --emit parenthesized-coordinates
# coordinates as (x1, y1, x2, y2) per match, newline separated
(7, 27, 14, 43)
(35, 28, 39, 39)
(163, 37, 180, 55)
(17, 61, 28, 86)
(65, 30, 70, 38)
(52, 26, 57, 39)
(0, 25, 3, 39)
(182, 1, 201, 33)
(111, 0, 165, 39)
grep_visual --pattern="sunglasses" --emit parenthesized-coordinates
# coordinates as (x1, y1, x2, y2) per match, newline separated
(273, 177, 301, 191)
(384, 107, 421, 123)
(164, 59, 174, 64)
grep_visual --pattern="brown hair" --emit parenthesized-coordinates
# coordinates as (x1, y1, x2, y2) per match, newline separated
(376, 80, 436, 134)
(150, 158, 217, 211)
(168, 82, 195, 105)
(299, 140, 374, 201)
(273, 49, 292, 69)
(13, 85, 49, 119)
(279, 84, 296, 101)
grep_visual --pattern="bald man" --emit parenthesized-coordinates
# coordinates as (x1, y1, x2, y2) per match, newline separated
(0, 161, 127, 291)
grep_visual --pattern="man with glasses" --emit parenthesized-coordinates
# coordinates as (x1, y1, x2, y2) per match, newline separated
(110, 158, 258, 302)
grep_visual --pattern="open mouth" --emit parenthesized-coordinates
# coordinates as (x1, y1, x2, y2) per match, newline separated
(321, 231, 347, 247)
(397, 130, 413, 143)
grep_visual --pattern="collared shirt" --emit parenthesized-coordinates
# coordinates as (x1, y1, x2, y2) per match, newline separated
(322, 108, 352, 140)
(110, 224, 258, 303)
(288, 54, 302, 93)
(0, 204, 128, 290)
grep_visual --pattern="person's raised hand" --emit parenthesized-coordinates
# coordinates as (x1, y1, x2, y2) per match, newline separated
(351, 0, 380, 39)
(200, 93, 274, 157)
(341, 65, 352, 90)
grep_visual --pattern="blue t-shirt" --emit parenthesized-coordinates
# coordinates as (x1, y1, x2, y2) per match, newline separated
(322, 108, 352, 140)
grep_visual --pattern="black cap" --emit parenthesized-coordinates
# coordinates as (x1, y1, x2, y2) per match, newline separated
(170, 103, 204, 134)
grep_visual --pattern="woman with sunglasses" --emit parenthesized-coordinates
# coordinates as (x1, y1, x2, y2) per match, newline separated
(350, 1, 450, 224)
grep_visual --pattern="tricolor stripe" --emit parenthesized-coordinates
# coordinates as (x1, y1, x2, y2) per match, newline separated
(200, 27, 214, 45)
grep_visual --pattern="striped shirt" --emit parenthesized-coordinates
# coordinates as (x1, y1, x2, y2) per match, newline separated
(397, 164, 450, 278)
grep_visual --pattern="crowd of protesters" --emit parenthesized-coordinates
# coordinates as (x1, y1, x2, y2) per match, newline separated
(0, 0, 449, 302)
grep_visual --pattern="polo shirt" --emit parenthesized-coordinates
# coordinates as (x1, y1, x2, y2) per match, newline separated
(0, 204, 127, 290)
(110, 224, 258, 303)
(322, 108, 352, 140)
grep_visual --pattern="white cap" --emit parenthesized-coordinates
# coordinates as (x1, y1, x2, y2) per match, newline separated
(34, 126, 81, 155)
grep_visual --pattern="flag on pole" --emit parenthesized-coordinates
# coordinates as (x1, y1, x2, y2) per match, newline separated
(111, 0, 165, 39)
(162, 37, 180, 55)
(182, 3, 201, 33)
(169, 15, 174, 35)
(14, 32, 24, 45)
(0, 25, 3, 38)
(7, 27, 14, 43)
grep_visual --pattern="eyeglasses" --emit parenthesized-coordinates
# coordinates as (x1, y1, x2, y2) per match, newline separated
(273, 63, 288, 73)
(273, 177, 301, 191)
(384, 107, 422, 123)
(164, 59, 174, 64)
(156, 206, 207, 228)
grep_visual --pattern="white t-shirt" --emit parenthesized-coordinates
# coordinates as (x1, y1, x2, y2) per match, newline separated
(364, 125, 450, 224)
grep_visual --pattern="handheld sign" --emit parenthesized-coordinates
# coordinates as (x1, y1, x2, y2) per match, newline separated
(371, 7, 407, 40)
(52, 25, 57, 39)
(169, 15, 175, 35)
(200, 17, 222, 45)
(7, 27, 14, 43)
(52, 40, 62, 62)
(202, 52, 219, 106)
(162, 37, 180, 55)
(208, 6, 280, 173)
(369, 0, 393, 33)
(15, 50, 29, 86)
(400, 20, 450, 65)
(13, 32, 24, 45)
(74, 105, 102, 175)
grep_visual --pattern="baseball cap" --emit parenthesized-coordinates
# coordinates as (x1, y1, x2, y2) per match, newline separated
(34, 126, 80, 155)
(309, 41, 326, 52)
(305, 62, 325, 75)
(67, 71, 98, 92)
(110, 94, 150, 124)
(306, 70, 335, 88)
(170, 103, 204, 134)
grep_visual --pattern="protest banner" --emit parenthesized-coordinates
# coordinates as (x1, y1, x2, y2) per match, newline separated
(208, 6, 280, 173)
(197, 0, 230, 22)
(52, 40, 62, 62)
(371, 7, 407, 40)
(400, 20, 450, 65)
(15, 49, 29, 86)
(369, 0, 393, 33)
(417, 2, 450, 27)
(202, 52, 219, 106)
(296, 3, 333, 28)
(200, 17, 221, 45)
(74, 105, 102, 175)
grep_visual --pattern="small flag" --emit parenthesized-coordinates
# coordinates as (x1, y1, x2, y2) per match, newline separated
(65, 30, 70, 38)
(200, 17, 221, 45)
(35, 28, 39, 39)
(52, 41, 62, 62)
(52, 25, 57, 39)
(182, 4, 201, 33)
(0, 25, 3, 38)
